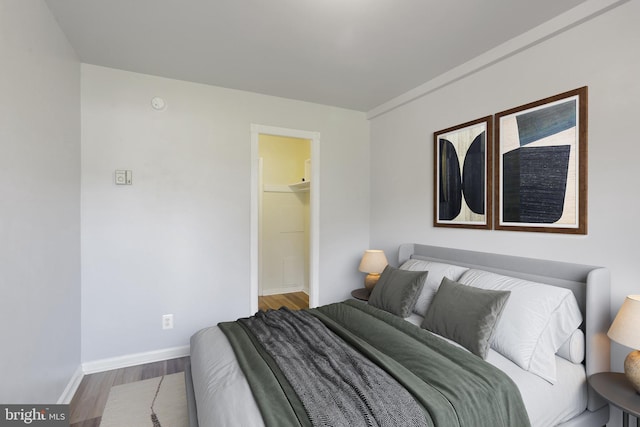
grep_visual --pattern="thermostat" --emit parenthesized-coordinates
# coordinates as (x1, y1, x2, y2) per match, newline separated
(115, 170, 132, 185)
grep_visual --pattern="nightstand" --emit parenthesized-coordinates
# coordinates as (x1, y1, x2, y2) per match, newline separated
(351, 288, 371, 301)
(589, 372, 640, 427)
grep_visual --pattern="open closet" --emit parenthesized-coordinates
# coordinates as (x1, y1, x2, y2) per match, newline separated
(258, 134, 311, 303)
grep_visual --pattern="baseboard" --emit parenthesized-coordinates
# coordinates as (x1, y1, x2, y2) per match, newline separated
(57, 365, 84, 404)
(81, 345, 191, 375)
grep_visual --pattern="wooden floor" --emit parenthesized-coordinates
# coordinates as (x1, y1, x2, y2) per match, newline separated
(258, 291, 309, 311)
(69, 356, 189, 427)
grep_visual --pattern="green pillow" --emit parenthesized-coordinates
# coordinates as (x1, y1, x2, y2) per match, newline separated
(368, 266, 427, 317)
(422, 277, 510, 359)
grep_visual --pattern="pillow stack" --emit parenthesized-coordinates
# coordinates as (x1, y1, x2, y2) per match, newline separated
(458, 269, 583, 384)
(391, 259, 584, 384)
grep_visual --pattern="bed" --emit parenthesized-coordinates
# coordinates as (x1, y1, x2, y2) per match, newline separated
(186, 244, 611, 427)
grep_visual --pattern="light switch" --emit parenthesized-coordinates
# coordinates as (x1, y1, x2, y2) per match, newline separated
(115, 170, 132, 185)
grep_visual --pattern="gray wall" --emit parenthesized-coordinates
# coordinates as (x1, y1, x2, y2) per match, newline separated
(368, 3, 639, 424)
(0, 1, 81, 402)
(80, 65, 370, 362)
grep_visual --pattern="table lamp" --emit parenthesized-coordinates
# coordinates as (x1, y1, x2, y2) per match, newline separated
(607, 295, 640, 393)
(358, 250, 388, 290)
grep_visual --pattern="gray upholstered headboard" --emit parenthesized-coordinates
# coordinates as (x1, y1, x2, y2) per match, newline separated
(398, 243, 611, 413)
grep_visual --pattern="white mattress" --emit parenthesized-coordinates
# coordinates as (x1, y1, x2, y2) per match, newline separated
(190, 316, 588, 427)
(405, 314, 587, 427)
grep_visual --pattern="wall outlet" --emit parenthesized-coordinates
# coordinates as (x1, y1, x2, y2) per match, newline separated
(162, 314, 174, 330)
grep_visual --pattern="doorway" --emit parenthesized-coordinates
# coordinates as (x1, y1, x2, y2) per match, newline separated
(250, 125, 320, 314)
(259, 134, 310, 305)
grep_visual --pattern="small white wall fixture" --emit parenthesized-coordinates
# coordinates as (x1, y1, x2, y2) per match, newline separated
(250, 124, 320, 313)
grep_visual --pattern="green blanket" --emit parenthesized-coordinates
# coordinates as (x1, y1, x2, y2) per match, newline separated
(219, 300, 530, 427)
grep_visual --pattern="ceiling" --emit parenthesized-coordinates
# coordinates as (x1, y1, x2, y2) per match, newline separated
(45, 0, 588, 112)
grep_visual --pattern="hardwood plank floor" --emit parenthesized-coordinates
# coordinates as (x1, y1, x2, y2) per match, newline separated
(69, 356, 188, 427)
(258, 291, 309, 311)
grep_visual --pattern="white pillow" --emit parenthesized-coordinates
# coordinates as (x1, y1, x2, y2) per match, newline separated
(556, 329, 585, 364)
(459, 269, 583, 384)
(399, 259, 468, 317)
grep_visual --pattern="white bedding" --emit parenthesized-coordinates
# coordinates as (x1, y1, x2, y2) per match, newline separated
(190, 326, 265, 427)
(405, 314, 587, 427)
(190, 313, 587, 427)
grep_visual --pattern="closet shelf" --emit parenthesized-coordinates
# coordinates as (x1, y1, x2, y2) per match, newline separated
(263, 182, 310, 193)
(288, 181, 310, 192)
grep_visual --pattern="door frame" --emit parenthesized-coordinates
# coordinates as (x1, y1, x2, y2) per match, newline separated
(250, 124, 320, 313)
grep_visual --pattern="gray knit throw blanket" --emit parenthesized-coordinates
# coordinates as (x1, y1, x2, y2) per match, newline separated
(239, 308, 426, 427)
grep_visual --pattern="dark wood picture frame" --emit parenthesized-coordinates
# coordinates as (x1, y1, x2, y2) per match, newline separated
(494, 87, 588, 234)
(434, 116, 493, 229)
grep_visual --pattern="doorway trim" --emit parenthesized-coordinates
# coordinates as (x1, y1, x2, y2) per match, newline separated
(250, 124, 320, 313)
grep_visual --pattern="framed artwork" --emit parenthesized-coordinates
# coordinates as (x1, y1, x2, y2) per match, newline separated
(434, 116, 493, 229)
(494, 87, 588, 234)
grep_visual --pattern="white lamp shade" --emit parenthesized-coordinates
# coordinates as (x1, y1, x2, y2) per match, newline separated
(358, 250, 388, 274)
(608, 295, 640, 350)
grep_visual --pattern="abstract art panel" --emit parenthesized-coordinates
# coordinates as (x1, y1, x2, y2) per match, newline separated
(495, 87, 588, 234)
(434, 116, 493, 229)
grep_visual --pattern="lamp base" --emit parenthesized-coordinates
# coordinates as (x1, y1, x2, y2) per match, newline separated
(364, 273, 380, 291)
(624, 350, 640, 394)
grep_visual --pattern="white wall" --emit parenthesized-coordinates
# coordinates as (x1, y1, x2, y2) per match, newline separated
(369, 2, 639, 424)
(0, 1, 80, 402)
(81, 65, 369, 362)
